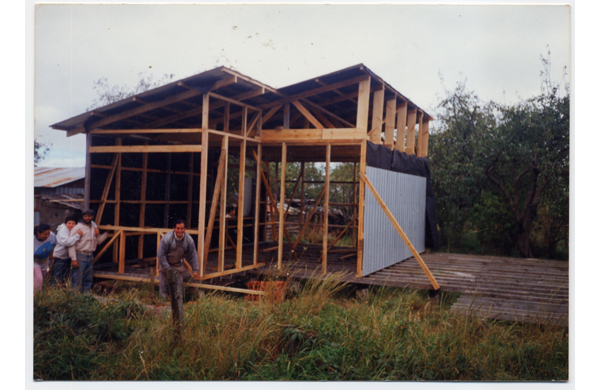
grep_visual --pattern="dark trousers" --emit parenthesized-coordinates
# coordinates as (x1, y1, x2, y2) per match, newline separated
(50, 257, 71, 286)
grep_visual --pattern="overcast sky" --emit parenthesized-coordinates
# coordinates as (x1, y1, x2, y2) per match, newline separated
(33, 1, 570, 167)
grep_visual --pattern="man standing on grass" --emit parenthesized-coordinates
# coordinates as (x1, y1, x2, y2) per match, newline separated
(157, 219, 200, 299)
(68, 209, 106, 293)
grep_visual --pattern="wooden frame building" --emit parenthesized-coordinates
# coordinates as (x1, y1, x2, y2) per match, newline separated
(51, 64, 438, 287)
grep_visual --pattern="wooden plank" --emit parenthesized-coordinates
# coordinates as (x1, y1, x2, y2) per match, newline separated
(203, 150, 225, 272)
(202, 94, 210, 129)
(90, 128, 204, 135)
(383, 98, 397, 148)
(83, 132, 92, 209)
(236, 138, 247, 268)
(415, 111, 423, 156)
(93, 230, 121, 264)
(419, 118, 430, 157)
(223, 102, 230, 132)
(283, 104, 290, 129)
(261, 128, 366, 143)
(356, 140, 366, 277)
(198, 262, 267, 281)
(369, 88, 385, 144)
(395, 103, 407, 152)
(360, 172, 440, 291)
(218, 135, 229, 273)
(95, 153, 119, 224)
(318, 213, 358, 262)
(113, 139, 122, 264)
(197, 131, 209, 276)
(291, 100, 324, 129)
(405, 108, 417, 155)
(356, 78, 371, 133)
(322, 143, 331, 275)
(262, 105, 282, 125)
(208, 92, 259, 111)
(118, 227, 126, 274)
(253, 145, 262, 266)
(186, 153, 194, 229)
(89, 145, 203, 153)
(139, 146, 149, 258)
(87, 88, 205, 131)
(278, 143, 287, 270)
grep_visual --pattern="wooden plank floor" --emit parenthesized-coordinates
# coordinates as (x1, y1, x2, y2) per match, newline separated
(93, 243, 569, 326)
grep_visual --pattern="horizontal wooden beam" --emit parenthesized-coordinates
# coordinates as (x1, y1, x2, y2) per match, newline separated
(90, 128, 204, 135)
(89, 145, 203, 153)
(261, 128, 367, 144)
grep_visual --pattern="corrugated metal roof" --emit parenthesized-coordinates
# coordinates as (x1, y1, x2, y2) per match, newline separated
(34, 167, 85, 188)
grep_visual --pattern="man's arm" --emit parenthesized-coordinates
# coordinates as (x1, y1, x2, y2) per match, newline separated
(57, 226, 82, 247)
(185, 234, 200, 273)
(67, 224, 82, 262)
(157, 234, 171, 270)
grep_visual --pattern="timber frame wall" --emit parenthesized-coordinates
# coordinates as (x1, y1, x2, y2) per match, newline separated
(51, 64, 432, 279)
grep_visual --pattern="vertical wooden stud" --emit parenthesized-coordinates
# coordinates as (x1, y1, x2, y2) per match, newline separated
(356, 77, 371, 133)
(277, 143, 287, 270)
(138, 144, 148, 259)
(421, 118, 430, 158)
(218, 135, 229, 273)
(186, 153, 193, 229)
(253, 144, 262, 266)
(369, 87, 385, 144)
(223, 102, 230, 132)
(202, 94, 210, 129)
(322, 143, 331, 275)
(83, 131, 92, 210)
(395, 102, 407, 152)
(356, 140, 367, 277)
(118, 228, 126, 274)
(198, 130, 209, 276)
(113, 138, 122, 264)
(236, 138, 246, 269)
(416, 111, 424, 157)
(283, 103, 290, 129)
(383, 98, 397, 148)
(406, 108, 417, 155)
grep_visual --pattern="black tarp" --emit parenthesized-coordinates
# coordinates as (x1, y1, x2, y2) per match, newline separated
(366, 141, 439, 250)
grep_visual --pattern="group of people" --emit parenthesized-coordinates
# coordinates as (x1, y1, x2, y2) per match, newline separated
(33, 209, 106, 294)
(34, 210, 201, 300)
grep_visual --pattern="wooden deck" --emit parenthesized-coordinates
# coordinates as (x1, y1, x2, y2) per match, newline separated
(93, 243, 569, 326)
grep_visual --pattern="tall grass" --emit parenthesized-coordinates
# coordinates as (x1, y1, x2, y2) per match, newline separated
(34, 275, 568, 381)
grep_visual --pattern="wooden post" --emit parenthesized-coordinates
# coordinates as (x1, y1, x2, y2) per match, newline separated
(203, 152, 226, 270)
(395, 102, 407, 152)
(113, 138, 122, 264)
(356, 78, 371, 133)
(96, 153, 118, 225)
(138, 144, 148, 259)
(218, 135, 229, 273)
(223, 102, 230, 132)
(277, 143, 287, 270)
(253, 144, 262, 266)
(166, 268, 185, 340)
(163, 153, 172, 228)
(352, 162, 357, 247)
(186, 153, 194, 229)
(118, 227, 126, 274)
(83, 131, 92, 210)
(300, 162, 306, 226)
(415, 111, 423, 157)
(356, 140, 367, 277)
(322, 143, 331, 275)
(360, 172, 440, 291)
(283, 103, 290, 129)
(198, 130, 209, 276)
(369, 87, 384, 144)
(202, 94, 210, 129)
(406, 108, 417, 155)
(236, 138, 246, 269)
(384, 98, 397, 148)
(420, 118, 430, 158)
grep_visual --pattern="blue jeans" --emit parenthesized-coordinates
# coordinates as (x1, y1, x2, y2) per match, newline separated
(72, 253, 94, 293)
(50, 257, 71, 286)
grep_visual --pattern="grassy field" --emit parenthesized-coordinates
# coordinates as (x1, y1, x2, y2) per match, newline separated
(33, 273, 568, 381)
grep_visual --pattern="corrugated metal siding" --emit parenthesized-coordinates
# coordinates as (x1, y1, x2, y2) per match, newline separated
(363, 167, 426, 276)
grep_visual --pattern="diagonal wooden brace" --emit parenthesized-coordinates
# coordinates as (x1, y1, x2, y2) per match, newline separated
(360, 172, 440, 291)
